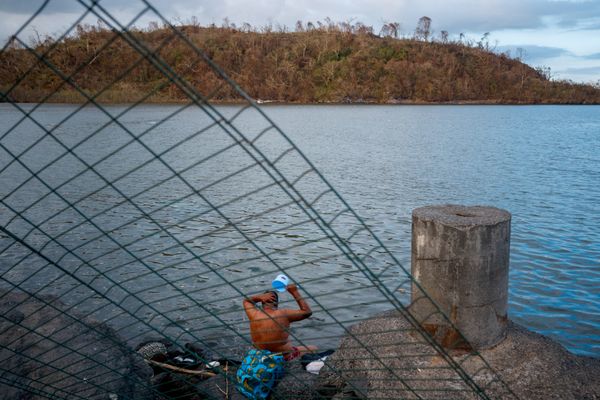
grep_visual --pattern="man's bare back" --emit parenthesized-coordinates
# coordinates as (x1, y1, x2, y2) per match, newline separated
(243, 284, 317, 358)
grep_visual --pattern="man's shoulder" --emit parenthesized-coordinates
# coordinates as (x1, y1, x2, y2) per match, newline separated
(275, 308, 298, 318)
(248, 307, 277, 319)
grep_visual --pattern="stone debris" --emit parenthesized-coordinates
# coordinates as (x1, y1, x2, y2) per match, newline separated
(0, 292, 153, 400)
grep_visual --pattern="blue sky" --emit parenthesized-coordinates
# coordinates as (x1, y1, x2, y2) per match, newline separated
(1, 0, 599, 83)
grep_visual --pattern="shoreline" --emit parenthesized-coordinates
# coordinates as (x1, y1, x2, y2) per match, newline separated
(2, 98, 600, 106)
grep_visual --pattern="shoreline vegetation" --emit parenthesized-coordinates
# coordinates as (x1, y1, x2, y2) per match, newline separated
(2, 18, 600, 105)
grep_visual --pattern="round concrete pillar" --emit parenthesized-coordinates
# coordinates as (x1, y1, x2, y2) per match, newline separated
(410, 205, 511, 350)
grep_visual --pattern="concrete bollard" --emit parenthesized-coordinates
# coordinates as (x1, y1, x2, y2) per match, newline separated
(410, 204, 511, 350)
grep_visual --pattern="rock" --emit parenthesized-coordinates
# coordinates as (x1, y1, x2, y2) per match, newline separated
(0, 291, 153, 400)
(5, 310, 25, 324)
(195, 369, 247, 400)
(151, 372, 209, 400)
(317, 310, 600, 400)
(272, 359, 321, 399)
(331, 386, 361, 399)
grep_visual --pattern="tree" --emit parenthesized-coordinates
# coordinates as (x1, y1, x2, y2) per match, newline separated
(516, 48, 527, 98)
(516, 47, 525, 61)
(478, 32, 490, 50)
(389, 22, 400, 38)
(380, 22, 400, 38)
(536, 66, 552, 81)
(340, 20, 354, 34)
(415, 16, 431, 41)
(355, 22, 374, 36)
(440, 30, 448, 43)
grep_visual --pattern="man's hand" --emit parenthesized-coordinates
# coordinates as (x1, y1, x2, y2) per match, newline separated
(287, 283, 298, 293)
(260, 292, 277, 303)
(243, 292, 276, 316)
(248, 292, 275, 303)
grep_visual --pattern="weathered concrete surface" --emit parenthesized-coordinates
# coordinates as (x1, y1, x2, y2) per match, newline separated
(316, 310, 600, 399)
(411, 205, 511, 349)
(0, 291, 153, 400)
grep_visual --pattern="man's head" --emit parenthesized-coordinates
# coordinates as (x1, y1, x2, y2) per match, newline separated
(262, 290, 279, 309)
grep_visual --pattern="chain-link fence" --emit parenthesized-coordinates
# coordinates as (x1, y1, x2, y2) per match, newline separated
(1, 1, 519, 399)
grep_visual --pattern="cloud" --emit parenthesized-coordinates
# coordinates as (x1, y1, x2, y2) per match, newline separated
(0, 1, 77, 15)
(156, 0, 552, 33)
(559, 65, 600, 75)
(496, 45, 570, 61)
(555, 65, 600, 82)
(1, 0, 600, 38)
(156, 0, 600, 34)
(0, 0, 144, 16)
(547, 3, 600, 29)
(492, 45, 600, 82)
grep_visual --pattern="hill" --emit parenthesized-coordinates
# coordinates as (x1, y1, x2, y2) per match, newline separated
(1, 22, 599, 104)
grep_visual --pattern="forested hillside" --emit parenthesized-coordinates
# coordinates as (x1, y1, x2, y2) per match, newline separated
(1, 20, 599, 104)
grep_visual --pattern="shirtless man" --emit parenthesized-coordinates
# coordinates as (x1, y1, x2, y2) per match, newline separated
(243, 284, 317, 361)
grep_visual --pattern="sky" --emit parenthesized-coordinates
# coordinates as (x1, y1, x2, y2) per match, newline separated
(1, 0, 599, 83)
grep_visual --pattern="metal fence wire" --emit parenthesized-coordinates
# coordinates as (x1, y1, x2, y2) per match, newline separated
(0, 1, 520, 399)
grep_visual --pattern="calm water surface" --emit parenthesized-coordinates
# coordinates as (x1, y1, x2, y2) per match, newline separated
(273, 104, 600, 357)
(1, 104, 598, 357)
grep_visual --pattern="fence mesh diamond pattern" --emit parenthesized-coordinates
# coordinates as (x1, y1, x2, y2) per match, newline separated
(0, 1, 519, 399)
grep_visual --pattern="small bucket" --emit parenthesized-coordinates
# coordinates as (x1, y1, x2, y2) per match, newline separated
(271, 274, 289, 292)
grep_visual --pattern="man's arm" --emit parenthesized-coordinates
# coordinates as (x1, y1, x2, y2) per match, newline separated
(243, 293, 270, 318)
(283, 284, 312, 322)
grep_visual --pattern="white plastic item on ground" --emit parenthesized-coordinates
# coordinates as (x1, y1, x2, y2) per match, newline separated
(306, 360, 325, 375)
